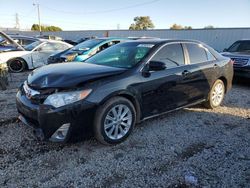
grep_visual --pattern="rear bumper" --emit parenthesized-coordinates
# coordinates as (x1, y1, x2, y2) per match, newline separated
(16, 90, 97, 142)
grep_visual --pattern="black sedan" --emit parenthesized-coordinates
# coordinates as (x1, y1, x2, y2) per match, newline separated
(221, 39, 250, 78)
(16, 40, 233, 145)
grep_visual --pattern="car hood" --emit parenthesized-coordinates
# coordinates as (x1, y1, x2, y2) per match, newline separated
(221, 51, 250, 58)
(27, 62, 126, 89)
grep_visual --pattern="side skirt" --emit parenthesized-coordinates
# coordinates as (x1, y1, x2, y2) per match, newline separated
(140, 99, 206, 122)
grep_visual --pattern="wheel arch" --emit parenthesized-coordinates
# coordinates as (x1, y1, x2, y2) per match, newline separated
(7, 57, 28, 70)
(218, 76, 228, 93)
(99, 91, 142, 123)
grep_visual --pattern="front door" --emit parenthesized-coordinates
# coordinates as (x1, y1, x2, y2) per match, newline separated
(139, 43, 191, 117)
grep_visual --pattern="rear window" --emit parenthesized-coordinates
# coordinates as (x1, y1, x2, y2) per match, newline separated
(186, 43, 214, 64)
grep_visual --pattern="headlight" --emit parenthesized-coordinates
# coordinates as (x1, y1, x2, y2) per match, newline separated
(44, 89, 92, 108)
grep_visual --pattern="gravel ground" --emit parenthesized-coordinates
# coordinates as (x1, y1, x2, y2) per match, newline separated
(0, 72, 249, 188)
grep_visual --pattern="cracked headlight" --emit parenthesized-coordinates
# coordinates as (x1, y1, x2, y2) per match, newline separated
(44, 89, 92, 108)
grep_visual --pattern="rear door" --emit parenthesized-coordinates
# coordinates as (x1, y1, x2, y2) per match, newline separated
(182, 42, 217, 103)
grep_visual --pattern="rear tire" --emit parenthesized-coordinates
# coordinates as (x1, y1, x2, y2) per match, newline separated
(8, 58, 27, 73)
(204, 79, 225, 109)
(94, 97, 136, 145)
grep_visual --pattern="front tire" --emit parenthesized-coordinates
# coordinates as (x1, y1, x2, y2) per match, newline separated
(8, 58, 26, 73)
(204, 79, 225, 109)
(94, 97, 136, 145)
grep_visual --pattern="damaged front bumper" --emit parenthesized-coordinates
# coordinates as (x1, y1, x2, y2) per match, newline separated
(16, 90, 97, 142)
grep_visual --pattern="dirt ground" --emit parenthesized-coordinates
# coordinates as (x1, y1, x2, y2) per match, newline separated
(0, 72, 249, 188)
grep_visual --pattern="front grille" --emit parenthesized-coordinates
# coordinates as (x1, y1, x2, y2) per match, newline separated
(231, 58, 249, 67)
(22, 83, 56, 104)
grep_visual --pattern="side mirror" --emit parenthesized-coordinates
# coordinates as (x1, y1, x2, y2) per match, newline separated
(223, 48, 228, 52)
(148, 60, 166, 71)
(36, 47, 42, 52)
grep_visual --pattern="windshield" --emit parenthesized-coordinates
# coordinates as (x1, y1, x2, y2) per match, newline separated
(72, 39, 104, 51)
(0, 36, 16, 49)
(24, 41, 42, 51)
(227, 41, 250, 52)
(86, 42, 154, 68)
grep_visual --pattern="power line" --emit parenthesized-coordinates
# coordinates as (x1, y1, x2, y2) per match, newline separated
(40, 0, 161, 15)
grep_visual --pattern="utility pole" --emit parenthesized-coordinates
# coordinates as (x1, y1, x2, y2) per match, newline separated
(117, 24, 120, 30)
(15, 13, 20, 30)
(33, 3, 41, 35)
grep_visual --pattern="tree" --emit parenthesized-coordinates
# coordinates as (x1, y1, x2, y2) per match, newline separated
(31, 24, 62, 31)
(184, 26, 192, 30)
(31, 24, 40, 31)
(170, 24, 183, 30)
(129, 16, 154, 30)
(170, 24, 192, 30)
(204, 25, 214, 29)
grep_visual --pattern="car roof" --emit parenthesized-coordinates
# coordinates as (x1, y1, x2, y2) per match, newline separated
(38, 38, 70, 44)
(235, 39, 250, 42)
(9, 35, 38, 40)
(96, 37, 128, 40)
(124, 39, 203, 45)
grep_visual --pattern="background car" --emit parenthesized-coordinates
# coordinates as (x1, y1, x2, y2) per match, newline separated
(63, 37, 92, 46)
(0, 32, 72, 72)
(0, 33, 20, 52)
(221, 39, 250, 78)
(47, 37, 127, 64)
(16, 40, 233, 144)
(8, 34, 39, 47)
(0, 61, 8, 90)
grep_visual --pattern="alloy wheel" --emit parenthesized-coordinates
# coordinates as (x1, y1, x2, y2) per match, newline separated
(211, 82, 224, 106)
(104, 104, 132, 140)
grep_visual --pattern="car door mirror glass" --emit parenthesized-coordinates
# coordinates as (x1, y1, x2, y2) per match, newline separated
(148, 60, 166, 71)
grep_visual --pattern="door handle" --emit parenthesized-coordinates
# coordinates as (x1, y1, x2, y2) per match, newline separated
(182, 70, 190, 76)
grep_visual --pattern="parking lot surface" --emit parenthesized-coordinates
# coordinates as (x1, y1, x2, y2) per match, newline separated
(0, 72, 249, 187)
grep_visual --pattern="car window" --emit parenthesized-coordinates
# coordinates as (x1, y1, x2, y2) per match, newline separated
(39, 43, 55, 51)
(72, 39, 104, 51)
(54, 43, 69, 50)
(96, 41, 120, 53)
(186, 43, 208, 64)
(98, 42, 109, 52)
(227, 41, 250, 52)
(40, 42, 66, 51)
(206, 50, 216, 61)
(21, 39, 36, 46)
(24, 41, 43, 51)
(151, 43, 185, 68)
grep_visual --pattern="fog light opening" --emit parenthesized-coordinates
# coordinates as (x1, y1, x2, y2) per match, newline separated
(50, 123, 70, 142)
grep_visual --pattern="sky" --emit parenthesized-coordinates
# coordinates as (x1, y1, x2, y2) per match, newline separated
(0, 0, 249, 30)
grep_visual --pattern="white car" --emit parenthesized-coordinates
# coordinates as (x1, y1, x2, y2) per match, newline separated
(0, 32, 72, 72)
